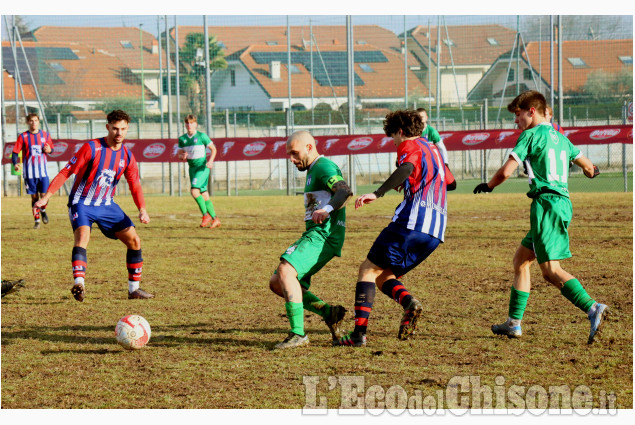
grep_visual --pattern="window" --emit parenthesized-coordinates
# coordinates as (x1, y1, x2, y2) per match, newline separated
(523, 68, 532, 80)
(230, 69, 236, 86)
(288, 64, 301, 74)
(356, 40, 367, 45)
(249, 78, 255, 85)
(120, 40, 134, 49)
(487, 38, 499, 46)
(359, 63, 374, 73)
(443, 39, 455, 47)
(265, 41, 278, 46)
(218, 41, 226, 49)
(619, 55, 633, 65)
(49, 62, 66, 72)
(567, 57, 587, 68)
(507, 68, 515, 82)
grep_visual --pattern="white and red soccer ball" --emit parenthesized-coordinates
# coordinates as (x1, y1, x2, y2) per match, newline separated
(115, 315, 151, 350)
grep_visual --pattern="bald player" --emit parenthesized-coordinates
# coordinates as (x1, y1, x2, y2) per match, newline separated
(269, 131, 353, 349)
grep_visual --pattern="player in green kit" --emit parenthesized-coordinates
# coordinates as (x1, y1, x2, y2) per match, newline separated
(269, 131, 353, 349)
(177, 115, 220, 228)
(474, 90, 608, 344)
(417, 107, 448, 166)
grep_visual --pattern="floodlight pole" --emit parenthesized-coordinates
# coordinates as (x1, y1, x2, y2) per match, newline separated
(140, 24, 145, 122)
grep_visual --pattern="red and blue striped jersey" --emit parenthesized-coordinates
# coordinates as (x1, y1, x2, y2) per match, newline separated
(48, 138, 145, 209)
(12, 130, 53, 179)
(552, 122, 565, 134)
(391, 137, 455, 242)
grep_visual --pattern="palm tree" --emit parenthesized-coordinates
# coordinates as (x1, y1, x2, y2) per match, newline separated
(179, 32, 227, 117)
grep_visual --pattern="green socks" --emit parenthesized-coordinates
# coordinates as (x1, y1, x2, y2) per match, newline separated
(561, 279, 595, 313)
(285, 302, 305, 336)
(205, 199, 216, 218)
(302, 291, 331, 319)
(195, 195, 207, 216)
(508, 286, 530, 320)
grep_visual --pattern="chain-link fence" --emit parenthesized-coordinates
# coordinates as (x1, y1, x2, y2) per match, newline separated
(2, 15, 633, 196)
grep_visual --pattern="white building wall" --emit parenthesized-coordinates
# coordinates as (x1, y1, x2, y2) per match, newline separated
(214, 65, 272, 111)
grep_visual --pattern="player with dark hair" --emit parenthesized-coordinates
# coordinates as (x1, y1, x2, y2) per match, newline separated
(12, 113, 54, 229)
(416, 107, 449, 166)
(177, 114, 220, 228)
(335, 109, 456, 347)
(34, 109, 153, 301)
(269, 130, 352, 349)
(474, 90, 607, 344)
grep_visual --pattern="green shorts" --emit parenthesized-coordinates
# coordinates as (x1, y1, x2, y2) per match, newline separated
(278, 227, 341, 289)
(521, 194, 572, 264)
(189, 164, 210, 191)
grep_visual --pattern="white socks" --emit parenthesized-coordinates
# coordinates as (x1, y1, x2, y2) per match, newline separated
(128, 280, 140, 293)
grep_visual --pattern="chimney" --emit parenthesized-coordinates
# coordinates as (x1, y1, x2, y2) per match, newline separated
(270, 61, 281, 81)
(151, 39, 158, 55)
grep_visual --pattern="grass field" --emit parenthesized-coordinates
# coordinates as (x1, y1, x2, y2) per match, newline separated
(1, 191, 632, 410)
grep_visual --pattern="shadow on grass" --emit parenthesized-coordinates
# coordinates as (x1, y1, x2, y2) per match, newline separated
(1, 323, 314, 350)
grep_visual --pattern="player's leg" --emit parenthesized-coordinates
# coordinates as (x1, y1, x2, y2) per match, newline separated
(534, 195, 608, 343)
(201, 190, 220, 228)
(190, 187, 211, 227)
(539, 260, 608, 343)
(37, 177, 50, 224)
(70, 225, 91, 302)
(492, 244, 534, 338)
(273, 259, 309, 349)
(269, 271, 346, 340)
(25, 179, 41, 228)
(115, 226, 154, 300)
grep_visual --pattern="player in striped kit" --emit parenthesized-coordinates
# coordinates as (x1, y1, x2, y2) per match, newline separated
(12, 113, 54, 229)
(34, 110, 153, 301)
(335, 110, 456, 347)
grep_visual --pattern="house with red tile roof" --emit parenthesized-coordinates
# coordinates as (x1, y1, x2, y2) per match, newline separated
(210, 42, 428, 112)
(2, 40, 155, 117)
(170, 25, 426, 111)
(406, 24, 517, 105)
(32, 26, 175, 112)
(467, 39, 633, 104)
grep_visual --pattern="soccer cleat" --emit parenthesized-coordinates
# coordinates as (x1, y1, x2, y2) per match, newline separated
(33, 221, 41, 229)
(491, 322, 522, 338)
(71, 284, 85, 302)
(588, 303, 609, 344)
(128, 288, 155, 299)
(200, 213, 212, 227)
(333, 331, 366, 347)
(398, 298, 423, 340)
(324, 305, 347, 340)
(274, 332, 309, 349)
(209, 217, 221, 229)
(41, 210, 49, 224)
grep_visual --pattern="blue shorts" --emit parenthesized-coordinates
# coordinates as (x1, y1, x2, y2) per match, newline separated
(25, 177, 50, 195)
(69, 203, 134, 240)
(367, 221, 441, 278)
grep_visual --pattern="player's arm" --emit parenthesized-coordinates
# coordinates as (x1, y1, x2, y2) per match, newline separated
(473, 157, 518, 193)
(311, 176, 353, 224)
(206, 142, 217, 168)
(43, 133, 53, 154)
(12, 135, 23, 171)
(572, 155, 600, 178)
(445, 164, 457, 191)
(34, 143, 91, 209)
(123, 154, 149, 223)
(435, 140, 449, 166)
(354, 162, 414, 209)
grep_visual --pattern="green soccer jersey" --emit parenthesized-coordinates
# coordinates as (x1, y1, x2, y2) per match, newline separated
(422, 124, 441, 144)
(303, 156, 346, 252)
(178, 131, 213, 168)
(511, 122, 581, 198)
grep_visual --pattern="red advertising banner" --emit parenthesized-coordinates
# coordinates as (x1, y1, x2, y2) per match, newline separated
(3, 125, 632, 164)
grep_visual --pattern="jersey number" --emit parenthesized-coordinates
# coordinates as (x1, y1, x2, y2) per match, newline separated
(547, 148, 568, 183)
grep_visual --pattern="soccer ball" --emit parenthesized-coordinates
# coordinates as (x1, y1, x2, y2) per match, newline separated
(115, 315, 151, 350)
